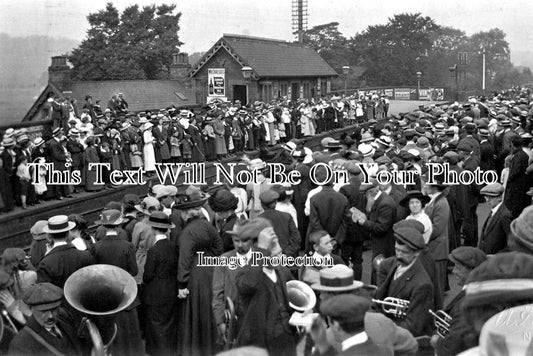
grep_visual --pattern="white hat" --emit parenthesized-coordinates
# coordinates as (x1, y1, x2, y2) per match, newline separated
(358, 143, 375, 157)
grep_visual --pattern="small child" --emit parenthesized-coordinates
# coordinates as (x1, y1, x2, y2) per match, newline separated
(16, 156, 31, 209)
(301, 230, 343, 285)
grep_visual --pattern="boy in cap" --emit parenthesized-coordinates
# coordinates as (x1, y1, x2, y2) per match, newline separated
(8, 283, 84, 356)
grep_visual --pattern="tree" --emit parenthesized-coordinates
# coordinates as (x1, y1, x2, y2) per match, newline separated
(69, 3, 183, 81)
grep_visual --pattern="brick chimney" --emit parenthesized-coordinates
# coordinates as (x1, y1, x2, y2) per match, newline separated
(170, 52, 191, 79)
(48, 56, 71, 91)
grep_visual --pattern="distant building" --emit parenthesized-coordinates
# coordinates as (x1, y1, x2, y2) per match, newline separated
(188, 34, 338, 105)
(23, 53, 196, 122)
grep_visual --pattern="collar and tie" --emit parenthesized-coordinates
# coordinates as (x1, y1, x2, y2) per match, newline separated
(46, 325, 62, 339)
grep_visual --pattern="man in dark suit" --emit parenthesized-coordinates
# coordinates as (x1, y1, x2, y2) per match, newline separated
(259, 190, 300, 258)
(236, 220, 297, 356)
(47, 128, 71, 200)
(37, 215, 94, 288)
(352, 180, 397, 284)
(504, 136, 531, 218)
(479, 129, 495, 172)
(339, 162, 367, 280)
(9, 283, 84, 356)
(308, 165, 351, 250)
(375, 226, 435, 337)
(478, 183, 512, 254)
(209, 188, 240, 253)
(317, 295, 387, 355)
(142, 212, 178, 356)
(290, 150, 312, 250)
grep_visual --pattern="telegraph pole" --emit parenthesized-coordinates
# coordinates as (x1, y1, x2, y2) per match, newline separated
(482, 46, 486, 91)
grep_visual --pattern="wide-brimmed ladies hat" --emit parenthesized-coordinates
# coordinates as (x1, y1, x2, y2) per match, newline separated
(42, 215, 76, 234)
(94, 209, 125, 226)
(135, 196, 161, 215)
(174, 186, 209, 210)
(399, 190, 431, 207)
(146, 211, 175, 229)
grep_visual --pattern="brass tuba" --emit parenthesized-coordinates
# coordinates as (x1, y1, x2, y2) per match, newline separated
(286, 280, 317, 312)
(372, 254, 385, 270)
(429, 309, 452, 338)
(64, 264, 138, 356)
(372, 297, 410, 319)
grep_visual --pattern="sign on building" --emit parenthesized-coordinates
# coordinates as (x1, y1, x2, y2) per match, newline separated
(207, 68, 226, 102)
(394, 88, 411, 100)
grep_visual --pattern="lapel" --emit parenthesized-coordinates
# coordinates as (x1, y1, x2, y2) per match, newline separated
(484, 205, 501, 235)
(46, 244, 73, 257)
(370, 193, 385, 215)
(389, 259, 421, 297)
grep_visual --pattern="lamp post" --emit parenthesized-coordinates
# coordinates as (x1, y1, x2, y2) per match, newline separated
(241, 66, 253, 105)
(416, 71, 422, 100)
(342, 66, 350, 96)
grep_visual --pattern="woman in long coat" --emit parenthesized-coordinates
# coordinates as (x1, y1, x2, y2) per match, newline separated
(212, 116, 227, 158)
(176, 187, 223, 356)
(202, 118, 216, 161)
(83, 136, 103, 192)
(142, 122, 156, 174)
(188, 117, 206, 162)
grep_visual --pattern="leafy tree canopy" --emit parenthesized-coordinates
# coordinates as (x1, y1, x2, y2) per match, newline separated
(69, 3, 183, 81)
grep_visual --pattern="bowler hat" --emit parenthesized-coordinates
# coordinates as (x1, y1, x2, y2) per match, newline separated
(42, 215, 76, 234)
(146, 211, 175, 229)
(399, 190, 430, 207)
(23, 282, 63, 311)
(311, 265, 364, 292)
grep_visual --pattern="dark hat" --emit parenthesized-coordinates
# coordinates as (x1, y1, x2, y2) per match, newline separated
(510, 206, 533, 252)
(95, 209, 124, 226)
(394, 226, 425, 251)
(399, 190, 430, 207)
(23, 283, 63, 311)
(324, 139, 342, 149)
(226, 217, 272, 239)
(320, 294, 369, 325)
(393, 219, 425, 234)
(344, 161, 361, 175)
(291, 149, 306, 160)
(146, 211, 175, 229)
(122, 194, 140, 206)
(174, 186, 208, 210)
(449, 246, 487, 269)
(442, 151, 459, 165)
(464, 252, 533, 308)
(311, 264, 364, 292)
(208, 189, 239, 212)
(42, 215, 76, 234)
(0, 270, 13, 290)
(480, 183, 504, 197)
(456, 141, 473, 153)
(404, 129, 417, 138)
(260, 190, 279, 205)
(359, 179, 378, 192)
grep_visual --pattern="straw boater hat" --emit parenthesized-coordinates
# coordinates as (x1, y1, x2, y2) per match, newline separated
(42, 215, 76, 234)
(247, 158, 266, 171)
(311, 265, 364, 292)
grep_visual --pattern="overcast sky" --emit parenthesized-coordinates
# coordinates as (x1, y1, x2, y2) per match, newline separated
(1, 0, 532, 54)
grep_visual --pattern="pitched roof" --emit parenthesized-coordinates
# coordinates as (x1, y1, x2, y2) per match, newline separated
(189, 34, 338, 78)
(68, 80, 196, 112)
(22, 83, 65, 122)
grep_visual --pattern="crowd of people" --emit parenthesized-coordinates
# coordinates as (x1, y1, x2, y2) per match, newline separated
(0, 85, 532, 356)
(0, 92, 388, 211)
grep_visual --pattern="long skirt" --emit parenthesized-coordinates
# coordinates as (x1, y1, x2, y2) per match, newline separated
(110, 308, 144, 356)
(179, 265, 217, 356)
(145, 302, 178, 356)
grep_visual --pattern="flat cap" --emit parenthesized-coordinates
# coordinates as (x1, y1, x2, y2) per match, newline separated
(344, 161, 361, 175)
(442, 151, 459, 164)
(320, 294, 370, 325)
(260, 190, 279, 205)
(227, 217, 272, 239)
(456, 141, 473, 152)
(394, 219, 425, 234)
(510, 205, 533, 252)
(449, 246, 487, 269)
(23, 282, 63, 311)
(359, 179, 378, 192)
(208, 189, 239, 212)
(394, 226, 425, 251)
(480, 182, 504, 196)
